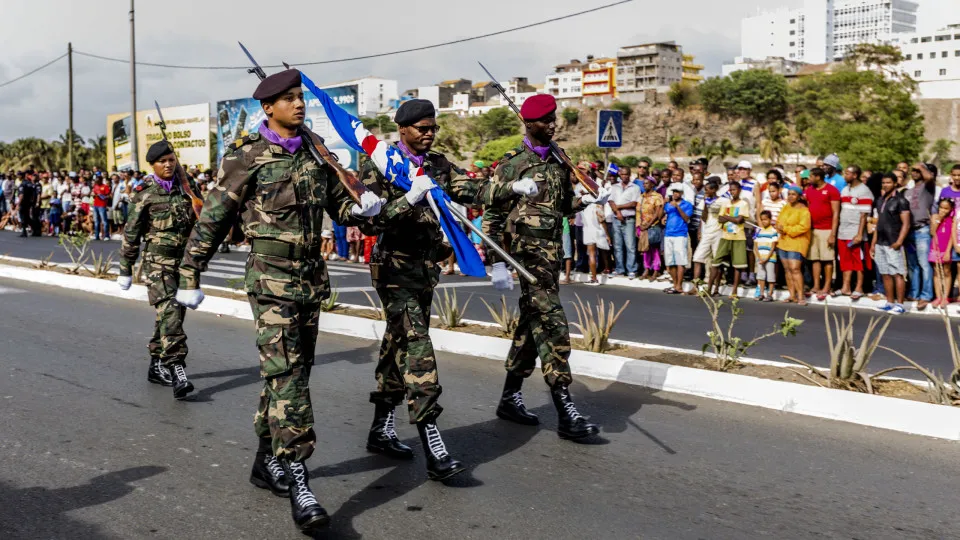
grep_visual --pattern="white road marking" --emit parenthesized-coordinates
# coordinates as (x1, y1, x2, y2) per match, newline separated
(0, 286, 26, 294)
(335, 281, 489, 293)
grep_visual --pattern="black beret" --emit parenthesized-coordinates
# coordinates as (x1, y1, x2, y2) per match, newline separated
(394, 99, 436, 126)
(146, 140, 175, 164)
(253, 69, 302, 101)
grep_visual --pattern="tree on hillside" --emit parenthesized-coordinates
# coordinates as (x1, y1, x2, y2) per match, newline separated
(468, 107, 521, 145)
(611, 101, 633, 120)
(668, 135, 683, 158)
(790, 65, 924, 171)
(732, 121, 751, 147)
(668, 82, 698, 110)
(844, 43, 909, 82)
(760, 121, 791, 163)
(688, 136, 703, 157)
(927, 138, 956, 170)
(718, 139, 736, 162)
(700, 70, 788, 126)
(476, 134, 525, 163)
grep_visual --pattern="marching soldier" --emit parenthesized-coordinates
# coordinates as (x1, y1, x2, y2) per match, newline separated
(116, 141, 197, 399)
(480, 94, 609, 440)
(175, 69, 383, 533)
(358, 99, 480, 481)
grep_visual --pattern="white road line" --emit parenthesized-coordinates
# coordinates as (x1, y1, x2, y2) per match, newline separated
(0, 285, 26, 294)
(209, 259, 246, 267)
(204, 269, 353, 281)
(211, 258, 370, 274)
(207, 263, 247, 272)
(335, 281, 489, 293)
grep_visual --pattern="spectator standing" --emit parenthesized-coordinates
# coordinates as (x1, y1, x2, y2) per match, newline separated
(776, 186, 812, 304)
(904, 163, 937, 309)
(0, 174, 11, 221)
(822, 154, 847, 192)
(872, 173, 911, 314)
(581, 197, 609, 285)
(754, 210, 779, 301)
(688, 170, 706, 258)
(707, 181, 750, 298)
(607, 166, 641, 278)
(836, 166, 874, 299)
(92, 176, 111, 241)
(761, 181, 787, 225)
(39, 177, 53, 230)
(636, 177, 664, 281)
(930, 198, 955, 307)
(662, 185, 693, 294)
(560, 216, 572, 283)
(688, 178, 722, 294)
(938, 164, 960, 204)
(804, 168, 841, 301)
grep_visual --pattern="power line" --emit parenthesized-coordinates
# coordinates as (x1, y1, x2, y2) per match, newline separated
(73, 0, 633, 70)
(0, 53, 68, 88)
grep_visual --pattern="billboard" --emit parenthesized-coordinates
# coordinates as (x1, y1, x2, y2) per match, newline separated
(215, 84, 359, 170)
(106, 103, 211, 172)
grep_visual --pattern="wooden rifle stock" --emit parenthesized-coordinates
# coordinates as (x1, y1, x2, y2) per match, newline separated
(176, 162, 204, 219)
(300, 129, 367, 204)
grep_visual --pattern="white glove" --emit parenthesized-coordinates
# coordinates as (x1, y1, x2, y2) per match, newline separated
(117, 275, 132, 290)
(404, 175, 435, 205)
(583, 186, 611, 206)
(491, 262, 514, 291)
(175, 288, 205, 309)
(350, 191, 386, 217)
(511, 177, 539, 197)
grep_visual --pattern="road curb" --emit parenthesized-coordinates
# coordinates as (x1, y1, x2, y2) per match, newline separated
(3, 263, 959, 441)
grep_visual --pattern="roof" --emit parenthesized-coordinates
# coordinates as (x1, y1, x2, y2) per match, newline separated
(472, 81, 491, 88)
(439, 78, 469, 85)
(318, 75, 389, 88)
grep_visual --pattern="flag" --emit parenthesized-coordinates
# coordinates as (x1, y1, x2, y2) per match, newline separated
(299, 71, 485, 278)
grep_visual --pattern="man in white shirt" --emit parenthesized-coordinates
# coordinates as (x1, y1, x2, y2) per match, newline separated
(607, 166, 642, 277)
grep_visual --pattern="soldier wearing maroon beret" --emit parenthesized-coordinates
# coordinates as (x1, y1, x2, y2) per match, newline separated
(478, 93, 609, 441)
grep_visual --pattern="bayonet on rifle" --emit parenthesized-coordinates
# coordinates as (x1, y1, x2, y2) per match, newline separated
(478, 62, 600, 198)
(154, 100, 203, 218)
(237, 42, 367, 203)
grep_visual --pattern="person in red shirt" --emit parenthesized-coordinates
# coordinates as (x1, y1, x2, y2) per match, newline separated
(803, 167, 841, 300)
(92, 176, 112, 241)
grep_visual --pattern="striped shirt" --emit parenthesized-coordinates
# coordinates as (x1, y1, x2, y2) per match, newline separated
(754, 226, 779, 263)
(761, 198, 787, 225)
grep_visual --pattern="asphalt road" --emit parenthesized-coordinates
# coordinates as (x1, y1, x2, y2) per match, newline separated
(2, 279, 960, 539)
(0, 230, 954, 377)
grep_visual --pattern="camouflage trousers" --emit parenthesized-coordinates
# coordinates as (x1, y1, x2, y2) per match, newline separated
(248, 293, 320, 461)
(370, 287, 443, 424)
(506, 236, 573, 388)
(143, 261, 187, 366)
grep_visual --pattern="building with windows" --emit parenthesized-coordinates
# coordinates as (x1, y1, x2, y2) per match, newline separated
(320, 76, 398, 118)
(682, 54, 705, 83)
(722, 56, 807, 77)
(581, 57, 617, 105)
(894, 22, 960, 99)
(545, 60, 584, 107)
(615, 42, 685, 100)
(740, 0, 918, 64)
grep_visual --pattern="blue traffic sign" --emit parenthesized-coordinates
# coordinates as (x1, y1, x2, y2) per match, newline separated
(596, 109, 623, 149)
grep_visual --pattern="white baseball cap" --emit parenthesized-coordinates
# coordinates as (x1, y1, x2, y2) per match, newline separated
(736, 160, 752, 170)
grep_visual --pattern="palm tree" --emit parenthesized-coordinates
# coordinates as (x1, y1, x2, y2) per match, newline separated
(760, 121, 790, 164)
(668, 135, 683, 158)
(718, 138, 736, 162)
(688, 136, 703, 157)
(928, 139, 956, 170)
(732, 121, 751, 148)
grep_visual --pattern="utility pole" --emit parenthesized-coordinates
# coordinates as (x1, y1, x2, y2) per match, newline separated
(68, 42, 74, 172)
(129, 0, 139, 169)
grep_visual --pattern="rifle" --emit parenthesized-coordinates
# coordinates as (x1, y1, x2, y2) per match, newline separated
(153, 101, 204, 218)
(238, 42, 367, 203)
(478, 62, 601, 198)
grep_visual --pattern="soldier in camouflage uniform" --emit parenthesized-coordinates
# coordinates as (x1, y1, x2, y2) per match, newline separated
(174, 69, 383, 534)
(359, 99, 478, 481)
(117, 140, 198, 400)
(479, 94, 609, 441)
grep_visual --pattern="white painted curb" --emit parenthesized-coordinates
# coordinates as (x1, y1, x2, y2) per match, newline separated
(2, 263, 959, 441)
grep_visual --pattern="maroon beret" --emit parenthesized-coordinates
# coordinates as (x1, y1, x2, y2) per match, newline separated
(519, 94, 557, 121)
(253, 69, 302, 101)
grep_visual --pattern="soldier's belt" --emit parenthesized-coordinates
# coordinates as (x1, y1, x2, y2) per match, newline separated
(515, 223, 561, 240)
(144, 243, 185, 258)
(251, 238, 321, 260)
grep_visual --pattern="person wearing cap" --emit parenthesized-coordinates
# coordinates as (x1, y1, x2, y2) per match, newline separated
(117, 140, 199, 400)
(479, 93, 609, 441)
(355, 98, 480, 481)
(822, 153, 847, 192)
(176, 68, 383, 533)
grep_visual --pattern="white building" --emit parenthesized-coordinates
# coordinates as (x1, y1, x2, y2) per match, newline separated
(320, 77, 398, 118)
(722, 56, 807, 77)
(545, 60, 584, 106)
(741, 0, 918, 64)
(894, 22, 960, 99)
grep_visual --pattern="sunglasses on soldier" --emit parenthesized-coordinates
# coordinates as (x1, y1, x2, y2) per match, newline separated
(410, 124, 440, 135)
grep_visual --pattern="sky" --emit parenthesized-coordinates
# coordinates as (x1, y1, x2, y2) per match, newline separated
(0, 0, 826, 142)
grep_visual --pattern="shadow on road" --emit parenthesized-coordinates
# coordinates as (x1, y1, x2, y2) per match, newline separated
(0, 465, 167, 539)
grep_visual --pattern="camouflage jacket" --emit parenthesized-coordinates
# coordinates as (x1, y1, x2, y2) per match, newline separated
(179, 133, 362, 301)
(478, 144, 585, 265)
(358, 147, 481, 288)
(119, 175, 198, 275)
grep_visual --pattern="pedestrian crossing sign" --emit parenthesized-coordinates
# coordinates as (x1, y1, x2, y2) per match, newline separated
(596, 109, 623, 149)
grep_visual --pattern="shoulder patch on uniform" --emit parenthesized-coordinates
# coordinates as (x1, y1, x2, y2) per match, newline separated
(135, 183, 146, 192)
(501, 147, 523, 161)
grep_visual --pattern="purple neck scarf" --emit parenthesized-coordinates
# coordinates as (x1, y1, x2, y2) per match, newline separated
(259, 121, 302, 155)
(397, 141, 424, 168)
(523, 137, 550, 161)
(150, 174, 174, 193)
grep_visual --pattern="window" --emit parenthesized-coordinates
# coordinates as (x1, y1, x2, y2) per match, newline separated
(918, 53, 923, 59)
(790, 18, 796, 24)
(956, 50, 960, 57)
(914, 70, 921, 77)
(940, 69, 947, 76)
(905, 54, 912, 60)
(943, 51, 949, 58)
(921, 36, 931, 42)
(790, 41, 796, 46)
(790, 30, 796, 35)
(911, 37, 919, 43)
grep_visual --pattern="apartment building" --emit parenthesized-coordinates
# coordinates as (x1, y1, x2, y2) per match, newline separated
(545, 60, 584, 107)
(320, 76, 398, 118)
(894, 22, 960, 99)
(615, 42, 685, 100)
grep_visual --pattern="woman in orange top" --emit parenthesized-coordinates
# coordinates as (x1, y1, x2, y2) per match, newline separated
(776, 186, 812, 305)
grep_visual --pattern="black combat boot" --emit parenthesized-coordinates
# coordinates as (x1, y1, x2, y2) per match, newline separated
(496, 373, 539, 425)
(281, 459, 330, 532)
(550, 385, 599, 440)
(147, 358, 173, 387)
(366, 404, 414, 459)
(169, 362, 195, 400)
(249, 437, 290, 497)
(416, 421, 465, 481)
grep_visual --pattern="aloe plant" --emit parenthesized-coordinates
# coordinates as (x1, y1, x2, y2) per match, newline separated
(480, 295, 519, 337)
(569, 294, 630, 353)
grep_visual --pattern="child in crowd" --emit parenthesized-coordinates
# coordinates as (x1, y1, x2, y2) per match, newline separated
(663, 186, 693, 294)
(930, 198, 955, 307)
(753, 210, 779, 301)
